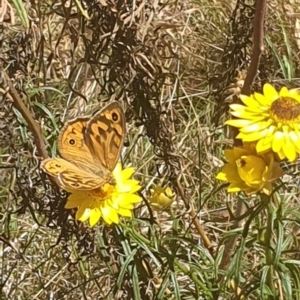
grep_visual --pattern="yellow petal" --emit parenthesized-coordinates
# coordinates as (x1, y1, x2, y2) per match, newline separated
(262, 182, 273, 195)
(263, 83, 278, 101)
(239, 121, 268, 133)
(288, 88, 300, 96)
(281, 136, 297, 162)
(222, 164, 241, 182)
(119, 203, 134, 210)
(277, 149, 286, 160)
(119, 167, 135, 180)
(225, 119, 254, 128)
(114, 163, 123, 174)
(116, 180, 141, 193)
(290, 131, 300, 152)
(272, 131, 284, 152)
(263, 126, 277, 143)
(256, 138, 272, 154)
(230, 111, 267, 121)
(121, 193, 142, 205)
(107, 196, 120, 210)
(107, 209, 120, 224)
(216, 172, 227, 181)
(89, 208, 101, 227)
(237, 128, 268, 141)
(290, 122, 300, 131)
(100, 205, 115, 225)
(117, 208, 132, 218)
(224, 149, 236, 163)
(240, 95, 261, 108)
(227, 183, 242, 193)
(230, 103, 264, 113)
(128, 184, 142, 193)
(279, 86, 290, 97)
(253, 92, 272, 106)
(232, 147, 252, 157)
(76, 206, 90, 221)
(65, 191, 89, 208)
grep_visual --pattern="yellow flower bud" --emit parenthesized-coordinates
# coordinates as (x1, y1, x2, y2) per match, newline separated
(148, 186, 176, 210)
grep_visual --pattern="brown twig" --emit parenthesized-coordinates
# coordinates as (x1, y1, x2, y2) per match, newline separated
(175, 178, 213, 253)
(3, 71, 49, 160)
(219, 0, 267, 272)
(242, 0, 267, 96)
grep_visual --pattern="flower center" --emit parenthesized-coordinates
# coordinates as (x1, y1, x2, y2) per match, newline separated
(90, 184, 115, 199)
(270, 97, 300, 123)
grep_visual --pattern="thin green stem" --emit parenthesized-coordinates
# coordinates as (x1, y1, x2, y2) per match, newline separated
(265, 200, 275, 298)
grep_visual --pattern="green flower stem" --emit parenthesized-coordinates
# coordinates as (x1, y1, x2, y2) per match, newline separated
(173, 259, 213, 296)
(265, 200, 275, 297)
(124, 225, 151, 245)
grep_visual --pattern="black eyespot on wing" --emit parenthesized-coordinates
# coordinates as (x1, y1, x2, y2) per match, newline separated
(69, 138, 76, 145)
(112, 112, 119, 122)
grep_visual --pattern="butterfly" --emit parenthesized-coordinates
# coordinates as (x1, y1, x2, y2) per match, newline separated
(41, 102, 125, 190)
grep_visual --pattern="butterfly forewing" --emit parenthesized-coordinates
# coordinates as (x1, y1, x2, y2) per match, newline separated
(58, 117, 94, 165)
(85, 102, 125, 172)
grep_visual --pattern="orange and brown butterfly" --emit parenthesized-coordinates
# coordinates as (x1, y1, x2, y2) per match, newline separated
(41, 102, 126, 190)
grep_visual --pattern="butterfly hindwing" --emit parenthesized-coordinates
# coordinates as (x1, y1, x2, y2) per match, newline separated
(41, 157, 107, 190)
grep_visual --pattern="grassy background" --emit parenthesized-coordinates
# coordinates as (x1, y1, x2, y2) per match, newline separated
(1, 0, 300, 299)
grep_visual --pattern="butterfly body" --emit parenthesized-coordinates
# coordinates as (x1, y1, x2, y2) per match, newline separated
(41, 102, 125, 190)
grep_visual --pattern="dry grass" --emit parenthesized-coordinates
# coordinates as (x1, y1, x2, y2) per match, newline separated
(1, 0, 300, 299)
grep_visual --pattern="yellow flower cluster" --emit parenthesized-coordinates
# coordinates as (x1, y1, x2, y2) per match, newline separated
(217, 83, 300, 195)
(65, 163, 142, 226)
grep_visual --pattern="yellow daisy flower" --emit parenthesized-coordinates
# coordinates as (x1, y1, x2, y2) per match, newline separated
(216, 143, 283, 195)
(65, 163, 142, 226)
(148, 185, 177, 210)
(226, 83, 300, 162)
